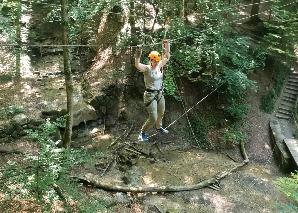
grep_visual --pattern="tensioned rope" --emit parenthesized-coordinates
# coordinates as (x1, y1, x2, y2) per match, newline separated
(0, 0, 295, 48)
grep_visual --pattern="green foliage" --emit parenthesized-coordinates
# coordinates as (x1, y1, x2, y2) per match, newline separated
(260, 60, 291, 113)
(263, 0, 298, 59)
(0, 118, 107, 212)
(275, 172, 298, 212)
(260, 89, 276, 113)
(223, 70, 256, 98)
(163, 72, 179, 100)
(222, 125, 246, 146)
(0, 105, 24, 119)
(189, 116, 211, 149)
(225, 102, 249, 120)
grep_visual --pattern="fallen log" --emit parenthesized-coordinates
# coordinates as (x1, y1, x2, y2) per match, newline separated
(240, 140, 249, 163)
(73, 162, 246, 193)
(0, 148, 23, 155)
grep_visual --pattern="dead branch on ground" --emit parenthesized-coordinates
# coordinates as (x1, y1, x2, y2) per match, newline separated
(73, 161, 246, 193)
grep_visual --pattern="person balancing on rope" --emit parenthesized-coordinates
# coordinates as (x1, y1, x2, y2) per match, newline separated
(135, 39, 170, 142)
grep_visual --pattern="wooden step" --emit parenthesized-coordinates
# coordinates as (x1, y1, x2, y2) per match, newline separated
(276, 113, 291, 119)
(278, 105, 293, 111)
(290, 74, 298, 78)
(281, 97, 296, 103)
(286, 82, 298, 87)
(282, 93, 297, 99)
(288, 79, 298, 84)
(284, 89, 298, 95)
(282, 94, 296, 102)
(277, 109, 292, 116)
(286, 86, 298, 91)
(280, 101, 295, 108)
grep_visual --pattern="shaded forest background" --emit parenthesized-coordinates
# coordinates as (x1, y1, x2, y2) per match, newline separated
(0, 0, 297, 212)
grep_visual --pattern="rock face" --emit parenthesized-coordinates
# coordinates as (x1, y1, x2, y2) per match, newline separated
(12, 114, 28, 126)
(72, 104, 99, 127)
(269, 118, 292, 171)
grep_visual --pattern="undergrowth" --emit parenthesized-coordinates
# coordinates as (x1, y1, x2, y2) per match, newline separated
(275, 172, 298, 212)
(260, 60, 292, 113)
(0, 118, 108, 212)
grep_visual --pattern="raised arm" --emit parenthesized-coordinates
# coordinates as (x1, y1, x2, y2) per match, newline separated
(160, 39, 170, 67)
(135, 48, 148, 72)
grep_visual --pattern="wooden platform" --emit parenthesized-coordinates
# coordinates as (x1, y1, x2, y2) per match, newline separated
(284, 139, 298, 168)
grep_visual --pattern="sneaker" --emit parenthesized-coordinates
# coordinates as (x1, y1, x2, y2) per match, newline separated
(138, 132, 149, 142)
(157, 127, 169, 134)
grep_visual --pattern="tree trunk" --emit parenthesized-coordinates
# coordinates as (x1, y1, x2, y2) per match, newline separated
(250, 0, 261, 24)
(15, 0, 21, 77)
(74, 161, 247, 193)
(180, 0, 185, 19)
(60, 0, 74, 148)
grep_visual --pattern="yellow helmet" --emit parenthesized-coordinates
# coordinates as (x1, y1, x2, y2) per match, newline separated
(148, 51, 161, 62)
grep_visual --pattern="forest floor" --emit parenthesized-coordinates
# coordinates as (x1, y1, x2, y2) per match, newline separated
(0, 63, 290, 213)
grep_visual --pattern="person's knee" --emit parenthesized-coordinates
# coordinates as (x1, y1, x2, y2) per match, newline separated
(149, 114, 157, 123)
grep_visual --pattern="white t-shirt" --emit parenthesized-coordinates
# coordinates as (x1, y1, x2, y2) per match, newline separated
(142, 63, 163, 90)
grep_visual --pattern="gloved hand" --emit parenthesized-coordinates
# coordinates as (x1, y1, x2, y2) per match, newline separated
(135, 47, 142, 59)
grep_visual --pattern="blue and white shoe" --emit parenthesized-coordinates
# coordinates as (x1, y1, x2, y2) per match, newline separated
(157, 127, 169, 134)
(138, 132, 149, 142)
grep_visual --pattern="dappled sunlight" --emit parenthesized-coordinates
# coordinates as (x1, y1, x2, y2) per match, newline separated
(203, 192, 235, 213)
(19, 81, 37, 98)
(32, 55, 63, 76)
(98, 12, 108, 34)
(0, 47, 14, 74)
(0, 82, 14, 89)
(183, 175, 194, 184)
(142, 171, 158, 187)
(264, 143, 270, 150)
(91, 47, 113, 71)
(20, 54, 33, 78)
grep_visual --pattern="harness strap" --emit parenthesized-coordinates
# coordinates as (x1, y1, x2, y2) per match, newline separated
(145, 90, 163, 107)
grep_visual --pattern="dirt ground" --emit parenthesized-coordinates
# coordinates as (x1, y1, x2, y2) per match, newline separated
(0, 67, 290, 213)
(0, 45, 290, 213)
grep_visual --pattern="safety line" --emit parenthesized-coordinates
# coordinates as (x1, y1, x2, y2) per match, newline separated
(147, 82, 223, 140)
(165, 83, 223, 129)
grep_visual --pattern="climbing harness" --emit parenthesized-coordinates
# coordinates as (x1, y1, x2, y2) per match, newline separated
(144, 89, 163, 107)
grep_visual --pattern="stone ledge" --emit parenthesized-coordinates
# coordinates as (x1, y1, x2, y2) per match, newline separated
(269, 119, 293, 172)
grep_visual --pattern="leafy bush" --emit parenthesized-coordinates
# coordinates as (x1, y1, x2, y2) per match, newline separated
(0, 73, 13, 83)
(275, 172, 298, 212)
(260, 89, 276, 113)
(0, 118, 107, 212)
(225, 102, 250, 120)
(189, 116, 211, 149)
(222, 125, 246, 147)
(0, 105, 24, 119)
(260, 59, 291, 113)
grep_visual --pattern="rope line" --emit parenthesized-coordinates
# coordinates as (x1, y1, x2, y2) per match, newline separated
(165, 83, 223, 130)
(147, 83, 223, 140)
(0, 1, 296, 48)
